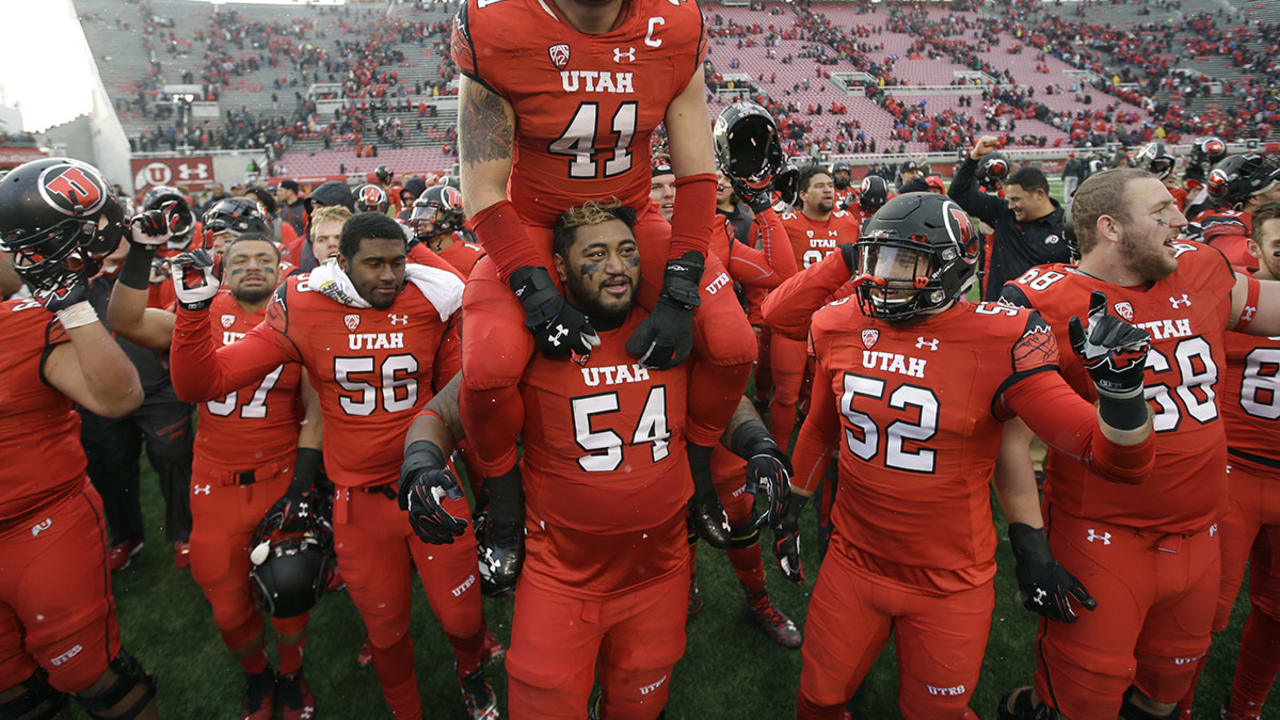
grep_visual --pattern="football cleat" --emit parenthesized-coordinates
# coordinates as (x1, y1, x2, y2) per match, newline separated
(278, 670, 316, 720)
(457, 665, 499, 720)
(108, 539, 143, 573)
(687, 494, 733, 549)
(687, 579, 703, 620)
(241, 666, 276, 720)
(356, 638, 372, 668)
(482, 630, 506, 665)
(478, 518, 523, 597)
(744, 589, 802, 648)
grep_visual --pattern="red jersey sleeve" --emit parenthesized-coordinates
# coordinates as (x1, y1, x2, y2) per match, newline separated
(762, 250, 852, 341)
(170, 292, 299, 403)
(728, 209, 798, 289)
(790, 355, 840, 494)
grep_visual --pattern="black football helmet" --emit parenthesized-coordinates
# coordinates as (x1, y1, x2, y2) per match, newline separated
(1191, 136, 1228, 167)
(375, 164, 394, 186)
(249, 509, 334, 618)
(142, 185, 196, 250)
(410, 185, 465, 240)
(830, 161, 852, 190)
(1135, 143, 1176, 180)
(713, 101, 784, 197)
(976, 152, 1011, 187)
(354, 183, 390, 214)
(852, 193, 978, 322)
(0, 157, 125, 297)
(858, 175, 889, 213)
(1207, 153, 1280, 208)
(202, 197, 269, 249)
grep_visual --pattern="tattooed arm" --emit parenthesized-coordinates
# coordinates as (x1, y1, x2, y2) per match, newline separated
(457, 75, 516, 220)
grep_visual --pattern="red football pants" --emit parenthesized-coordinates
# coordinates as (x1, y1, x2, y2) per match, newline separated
(505, 565, 690, 720)
(1034, 503, 1218, 719)
(768, 335, 807, 452)
(458, 210, 757, 477)
(333, 486, 485, 715)
(1216, 461, 1280, 631)
(188, 458, 309, 651)
(0, 481, 122, 694)
(798, 542, 990, 720)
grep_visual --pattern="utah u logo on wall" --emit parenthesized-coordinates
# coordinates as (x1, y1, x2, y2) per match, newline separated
(548, 43, 571, 70)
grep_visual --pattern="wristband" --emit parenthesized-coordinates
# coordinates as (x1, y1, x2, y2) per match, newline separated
(1095, 391, 1149, 432)
(55, 301, 99, 330)
(291, 447, 323, 491)
(729, 418, 775, 460)
(118, 243, 157, 291)
(398, 440, 448, 510)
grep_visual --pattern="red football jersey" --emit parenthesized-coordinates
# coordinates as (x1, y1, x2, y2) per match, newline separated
(1001, 243, 1237, 532)
(452, 0, 706, 226)
(0, 299, 84, 530)
(170, 267, 464, 487)
(410, 236, 486, 280)
(806, 299, 1061, 591)
(519, 309, 691, 598)
(780, 209, 861, 270)
(1194, 207, 1256, 271)
(1222, 326, 1280, 475)
(194, 291, 304, 472)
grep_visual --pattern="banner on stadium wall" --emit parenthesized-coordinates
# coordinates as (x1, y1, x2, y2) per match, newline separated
(0, 146, 49, 169)
(131, 156, 216, 191)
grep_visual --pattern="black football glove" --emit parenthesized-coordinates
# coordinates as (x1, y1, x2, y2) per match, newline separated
(129, 200, 190, 248)
(1068, 290, 1151, 400)
(509, 265, 600, 358)
(626, 251, 703, 369)
(728, 175, 773, 214)
(28, 262, 91, 313)
(170, 249, 221, 311)
(773, 165, 800, 208)
(399, 440, 468, 544)
(772, 493, 808, 585)
(262, 447, 323, 533)
(745, 444, 792, 530)
(1009, 522, 1096, 623)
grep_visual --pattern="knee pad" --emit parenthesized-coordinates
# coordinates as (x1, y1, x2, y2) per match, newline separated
(996, 688, 1059, 720)
(74, 650, 157, 720)
(1, 668, 68, 720)
(1119, 687, 1181, 720)
(726, 522, 760, 550)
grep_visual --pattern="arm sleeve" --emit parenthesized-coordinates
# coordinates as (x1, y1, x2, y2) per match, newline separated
(668, 174, 718, 260)
(1001, 371, 1156, 482)
(728, 208, 798, 289)
(761, 250, 851, 341)
(947, 158, 1007, 227)
(169, 306, 298, 403)
(790, 356, 841, 493)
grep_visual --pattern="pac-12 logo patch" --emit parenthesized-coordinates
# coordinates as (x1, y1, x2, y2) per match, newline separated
(860, 329, 879, 349)
(548, 43, 571, 70)
(1113, 301, 1134, 321)
(344, 313, 361, 331)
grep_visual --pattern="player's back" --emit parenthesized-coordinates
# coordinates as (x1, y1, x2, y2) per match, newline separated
(1001, 244, 1236, 532)
(781, 210, 860, 270)
(1222, 326, 1280, 474)
(0, 299, 85, 528)
(808, 298, 1054, 590)
(270, 267, 463, 487)
(195, 291, 304, 471)
(452, 0, 706, 226)
(518, 308, 691, 596)
(436, 238, 486, 279)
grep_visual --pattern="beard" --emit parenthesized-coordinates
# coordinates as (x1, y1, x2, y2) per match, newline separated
(564, 271, 634, 330)
(1120, 233, 1177, 283)
(232, 283, 273, 304)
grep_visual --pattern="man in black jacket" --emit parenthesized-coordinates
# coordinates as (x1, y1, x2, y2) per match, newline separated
(949, 135, 1067, 300)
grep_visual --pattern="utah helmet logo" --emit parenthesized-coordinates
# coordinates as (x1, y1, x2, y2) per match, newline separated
(548, 43, 571, 70)
(344, 313, 361, 331)
(38, 161, 107, 217)
(1113, 301, 1134, 321)
(220, 314, 236, 328)
(860, 329, 879, 349)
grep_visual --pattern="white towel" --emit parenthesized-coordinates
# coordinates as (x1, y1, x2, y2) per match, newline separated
(307, 257, 463, 321)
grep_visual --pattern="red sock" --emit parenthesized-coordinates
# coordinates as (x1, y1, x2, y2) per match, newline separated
(1177, 654, 1208, 718)
(448, 628, 487, 677)
(768, 400, 797, 453)
(370, 633, 420, 718)
(272, 614, 308, 675)
(728, 544, 766, 593)
(221, 616, 267, 674)
(1231, 609, 1280, 716)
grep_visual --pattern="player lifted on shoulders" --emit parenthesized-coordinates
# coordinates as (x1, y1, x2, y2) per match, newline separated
(167, 212, 498, 720)
(451, 0, 758, 580)
(0, 158, 159, 719)
(401, 201, 791, 719)
(995, 168, 1280, 720)
(762, 192, 1157, 720)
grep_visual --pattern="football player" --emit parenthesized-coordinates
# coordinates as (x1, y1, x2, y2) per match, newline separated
(0, 158, 159, 719)
(771, 166, 861, 451)
(306, 205, 350, 271)
(166, 212, 499, 720)
(400, 201, 791, 719)
(106, 217, 323, 720)
(452, 0, 759, 571)
(995, 168, 1280, 720)
(829, 161, 855, 209)
(1134, 143, 1183, 211)
(1191, 153, 1280, 271)
(408, 185, 486, 278)
(762, 192, 1157, 719)
(355, 183, 391, 216)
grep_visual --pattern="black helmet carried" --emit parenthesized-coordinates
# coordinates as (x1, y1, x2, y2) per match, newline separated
(354, 183, 390, 214)
(1135, 143, 1176, 180)
(375, 164, 394, 186)
(852, 193, 978, 322)
(1191, 136, 1228, 166)
(857, 174, 889, 213)
(1207, 153, 1280, 207)
(976, 152, 1011, 187)
(713, 101, 784, 196)
(202, 197, 269, 248)
(142, 185, 196, 250)
(249, 510, 334, 618)
(0, 157, 125, 299)
(410, 185, 465, 239)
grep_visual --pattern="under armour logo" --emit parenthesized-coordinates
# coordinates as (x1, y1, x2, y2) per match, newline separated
(1243, 305, 1258, 323)
(1169, 294, 1191, 309)
(1086, 528, 1111, 545)
(301, 707, 315, 719)
(1209, 522, 1218, 538)
(387, 313, 409, 326)
(31, 518, 52, 537)
(1031, 587, 1047, 606)
(916, 336, 939, 350)
(193, 484, 212, 495)
(613, 46, 636, 63)
(548, 324, 569, 347)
